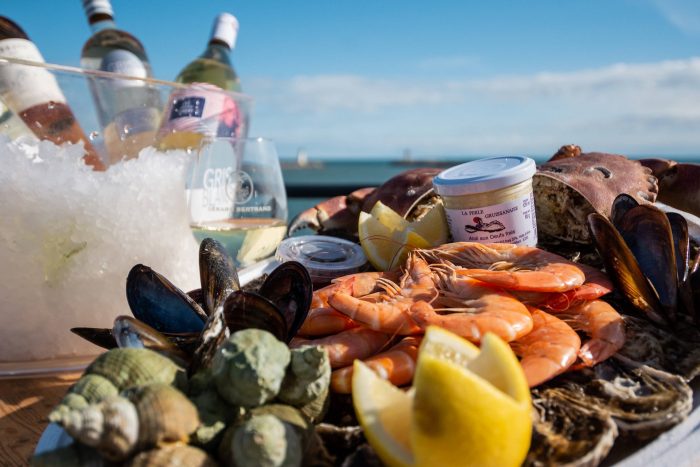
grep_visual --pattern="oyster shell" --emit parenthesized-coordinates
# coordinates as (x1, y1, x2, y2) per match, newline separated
(547, 355, 692, 440)
(526, 387, 617, 467)
(617, 314, 700, 381)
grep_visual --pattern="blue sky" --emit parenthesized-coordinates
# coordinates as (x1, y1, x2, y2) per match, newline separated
(4, 0, 700, 159)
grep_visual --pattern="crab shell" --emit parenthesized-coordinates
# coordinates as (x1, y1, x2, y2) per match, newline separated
(287, 168, 441, 238)
(533, 151, 659, 243)
(639, 158, 700, 219)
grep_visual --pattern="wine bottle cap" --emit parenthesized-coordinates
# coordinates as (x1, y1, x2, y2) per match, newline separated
(82, 0, 114, 18)
(210, 12, 239, 49)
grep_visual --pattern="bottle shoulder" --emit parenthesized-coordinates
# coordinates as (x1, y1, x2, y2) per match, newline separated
(81, 28, 149, 60)
(175, 58, 240, 92)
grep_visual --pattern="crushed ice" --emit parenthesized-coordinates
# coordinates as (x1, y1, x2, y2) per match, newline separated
(0, 137, 199, 363)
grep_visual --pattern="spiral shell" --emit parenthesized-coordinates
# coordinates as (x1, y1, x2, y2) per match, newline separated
(57, 384, 199, 462)
(60, 395, 139, 461)
(49, 374, 118, 423)
(279, 346, 330, 406)
(212, 329, 291, 407)
(127, 444, 219, 467)
(85, 348, 184, 391)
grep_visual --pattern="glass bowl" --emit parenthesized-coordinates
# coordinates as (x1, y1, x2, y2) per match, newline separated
(0, 57, 253, 377)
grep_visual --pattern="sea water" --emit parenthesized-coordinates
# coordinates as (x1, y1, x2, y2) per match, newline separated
(0, 137, 199, 367)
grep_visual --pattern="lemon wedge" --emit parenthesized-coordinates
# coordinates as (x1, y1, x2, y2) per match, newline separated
(352, 326, 532, 467)
(412, 327, 532, 467)
(352, 360, 414, 467)
(358, 201, 447, 271)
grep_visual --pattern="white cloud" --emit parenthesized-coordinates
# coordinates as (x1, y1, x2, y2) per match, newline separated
(646, 0, 700, 35)
(246, 58, 700, 158)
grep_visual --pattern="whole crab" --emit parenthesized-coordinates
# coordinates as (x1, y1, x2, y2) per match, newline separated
(287, 168, 442, 240)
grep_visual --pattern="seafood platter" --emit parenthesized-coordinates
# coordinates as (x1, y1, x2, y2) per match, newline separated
(32, 146, 700, 466)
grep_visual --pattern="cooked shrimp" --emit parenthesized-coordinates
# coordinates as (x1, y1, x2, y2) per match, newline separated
(330, 336, 421, 393)
(297, 307, 358, 337)
(290, 327, 392, 369)
(411, 280, 533, 343)
(311, 271, 397, 309)
(509, 307, 581, 387)
(418, 242, 585, 292)
(514, 263, 613, 311)
(328, 254, 435, 335)
(550, 299, 625, 367)
(406, 265, 534, 343)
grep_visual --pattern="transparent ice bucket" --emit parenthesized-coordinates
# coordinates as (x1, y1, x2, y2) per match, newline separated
(0, 57, 253, 376)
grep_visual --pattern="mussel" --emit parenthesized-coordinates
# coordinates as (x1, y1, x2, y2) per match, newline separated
(126, 265, 207, 333)
(588, 193, 699, 327)
(73, 238, 314, 377)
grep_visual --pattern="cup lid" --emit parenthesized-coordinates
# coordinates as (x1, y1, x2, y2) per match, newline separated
(433, 156, 536, 197)
(276, 235, 367, 280)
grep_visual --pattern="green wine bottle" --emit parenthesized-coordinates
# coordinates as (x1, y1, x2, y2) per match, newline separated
(157, 13, 243, 151)
(175, 12, 241, 92)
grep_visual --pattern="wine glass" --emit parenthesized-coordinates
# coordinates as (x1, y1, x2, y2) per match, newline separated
(187, 137, 288, 267)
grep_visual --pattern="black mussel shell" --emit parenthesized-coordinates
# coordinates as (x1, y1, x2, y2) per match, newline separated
(113, 315, 189, 362)
(126, 265, 207, 333)
(588, 213, 666, 324)
(199, 238, 240, 316)
(223, 290, 288, 342)
(187, 288, 205, 308)
(610, 193, 639, 227)
(189, 307, 228, 375)
(71, 327, 117, 350)
(614, 204, 678, 320)
(667, 212, 696, 322)
(258, 261, 312, 338)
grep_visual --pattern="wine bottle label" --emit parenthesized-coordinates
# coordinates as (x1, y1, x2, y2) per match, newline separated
(0, 39, 67, 112)
(99, 49, 148, 87)
(158, 83, 242, 140)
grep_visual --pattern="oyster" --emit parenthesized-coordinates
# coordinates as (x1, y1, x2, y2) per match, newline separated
(617, 314, 700, 381)
(526, 387, 617, 467)
(547, 355, 692, 440)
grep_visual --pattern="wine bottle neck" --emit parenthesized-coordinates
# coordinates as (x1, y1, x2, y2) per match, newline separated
(88, 14, 117, 33)
(209, 13, 239, 50)
(202, 41, 232, 62)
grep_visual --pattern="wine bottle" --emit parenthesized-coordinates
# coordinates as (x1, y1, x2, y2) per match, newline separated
(80, 0, 161, 164)
(0, 16, 105, 170)
(0, 97, 33, 140)
(157, 13, 244, 151)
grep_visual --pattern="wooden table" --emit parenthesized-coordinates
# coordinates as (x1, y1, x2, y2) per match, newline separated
(0, 373, 80, 465)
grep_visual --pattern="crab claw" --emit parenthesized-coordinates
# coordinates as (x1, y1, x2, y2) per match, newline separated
(287, 187, 376, 238)
(640, 159, 700, 218)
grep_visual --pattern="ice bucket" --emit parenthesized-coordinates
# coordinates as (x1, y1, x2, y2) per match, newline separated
(0, 57, 253, 376)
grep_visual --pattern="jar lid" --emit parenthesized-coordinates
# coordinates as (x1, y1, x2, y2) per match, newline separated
(276, 235, 367, 282)
(433, 156, 536, 197)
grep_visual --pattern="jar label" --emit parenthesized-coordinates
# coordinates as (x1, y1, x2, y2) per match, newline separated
(0, 39, 66, 111)
(445, 191, 537, 246)
(158, 83, 242, 139)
